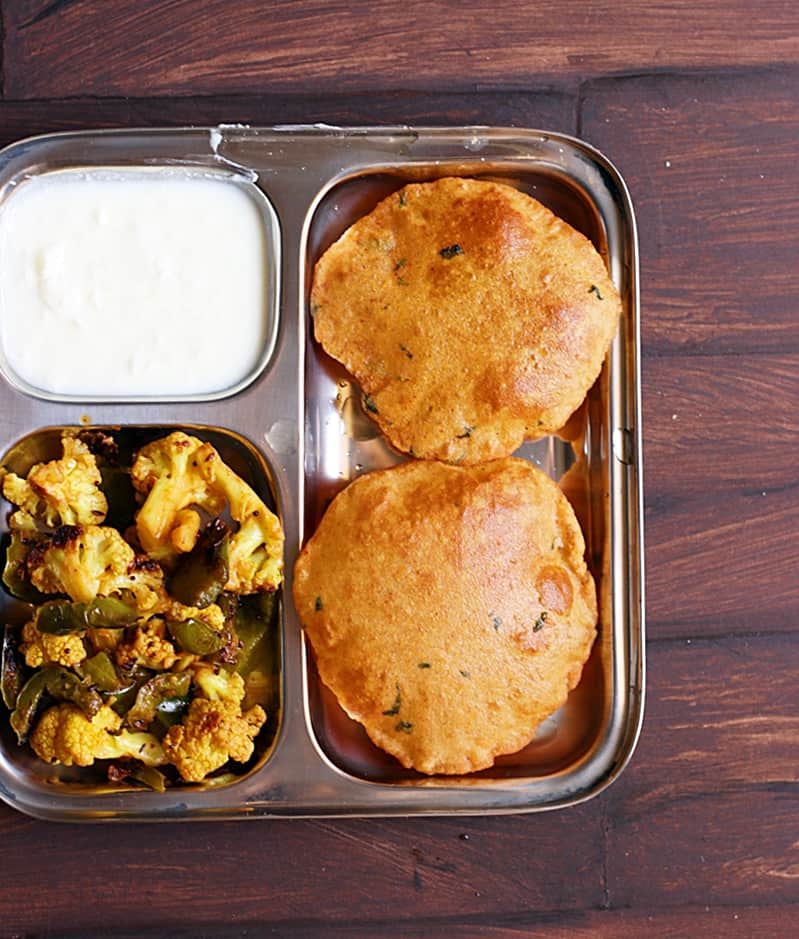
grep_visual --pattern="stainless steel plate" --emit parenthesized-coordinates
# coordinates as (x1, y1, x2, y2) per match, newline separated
(0, 126, 643, 820)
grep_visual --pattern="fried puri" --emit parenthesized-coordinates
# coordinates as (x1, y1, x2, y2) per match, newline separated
(310, 176, 620, 463)
(292, 459, 597, 775)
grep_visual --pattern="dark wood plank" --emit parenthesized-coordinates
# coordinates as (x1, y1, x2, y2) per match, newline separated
(0, 91, 577, 149)
(645, 483, 799, 635)
(608, 789, 799, 908)
(581, 68, 799, 356)
(640, 352, 799, 635)
(608, 634, 799, 812)
(41, 904, 799, 938)
(642, 353, 799, 498)
(0, 807, 605, 936)
(5, 1, 799, 99)
(605, 633, 799, 907)
(252, 905, 799, 938)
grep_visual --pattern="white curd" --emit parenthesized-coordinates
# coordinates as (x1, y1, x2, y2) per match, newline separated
(0, 169, 270, 397)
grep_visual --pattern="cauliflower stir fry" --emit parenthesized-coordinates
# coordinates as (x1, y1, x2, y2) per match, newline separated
(21, 619, 87, 669)
(26, 524, 164, 612)
(0, 430, 283, 789)
(1, 435, 107, 533)
(207, 454, 284, 595)
(31, 703, 165, 768)
(132, 431, 284, 593)
(114, 618, 178, 672)
(131, 433, 226, 561)
(163, 670, 265, 783)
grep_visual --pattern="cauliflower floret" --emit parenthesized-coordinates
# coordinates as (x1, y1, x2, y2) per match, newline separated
(1, 436, 107, 532)
(131, 431, 284, 592)
(208, 456, 284, 595)
(30, 703, 166, 768)
(21, 618, 87, 669)
(26, 524, 164, 612)
(131, 433, 225, 561)
(162, 694, 265, 783)
(193, 666, 246, 704)
(115, 617, 177, 672)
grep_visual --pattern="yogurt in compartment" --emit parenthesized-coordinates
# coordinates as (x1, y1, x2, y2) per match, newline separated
(0, 168, 271, 398)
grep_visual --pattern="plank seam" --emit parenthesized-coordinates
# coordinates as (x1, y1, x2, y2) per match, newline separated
(600, 795, 611, 909)
(645, 627, 799, 646)
(579, 60, 799, 93)
(0, 86, 581, 107)
(642, 346, 799, 361)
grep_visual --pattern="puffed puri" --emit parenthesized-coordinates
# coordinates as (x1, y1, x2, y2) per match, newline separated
(310, 176, 620, 464)
(292, 458, 597, 776)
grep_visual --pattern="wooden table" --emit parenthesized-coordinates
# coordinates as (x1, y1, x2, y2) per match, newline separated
(1, 3, 798, 935)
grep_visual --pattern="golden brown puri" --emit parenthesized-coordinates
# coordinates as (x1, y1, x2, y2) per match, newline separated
(310, 176, 620, 464)
(292, 459, 597, 775)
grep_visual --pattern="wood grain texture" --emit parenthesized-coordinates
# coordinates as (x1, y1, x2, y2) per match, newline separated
(642, 354, 799, 498)
(37, 905, 799, 938)
(607, 634, 799, 813)
(580, 70, 799, 638)
(0, 808, 604, 935)
(4, 0, 799, 99)
(580, 68, 799, 357)
(645, 481, 799, 636)
(606, 634, 799, 907)
(641, 353, 799, 635)
(0, 92, 577, 148)
(608, 790, 799, 908)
